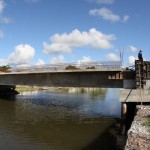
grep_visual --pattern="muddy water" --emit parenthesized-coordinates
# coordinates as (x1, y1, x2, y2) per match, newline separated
(0, 88, 126, 150)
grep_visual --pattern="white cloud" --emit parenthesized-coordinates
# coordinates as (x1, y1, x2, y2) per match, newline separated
(0, 0, 11, 24)
(43, 28, 116, 54)
(0, 30, 3, 38)
(43, 42, 71, 54)
(36, 59, 45, 65)
(89, 0, 114, 4)
(78, 56, 92, 63)
(129, 56, 136, 65)
(24, 0, 41, 2)
(89, 7, 120, 22)
(106, 53, 120, 61)
(50, 55, 65, 64)
(128, 45, 137, 53)
(0, 17, 12, 24)
(0, 0, 5, 14)
(89, 7, 129, 23)
(123, 15, 129, 22)
(8, 44, 35, 65)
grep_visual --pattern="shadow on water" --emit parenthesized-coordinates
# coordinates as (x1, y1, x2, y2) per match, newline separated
(0, 94, 17, 100)
(81, 119, 127, 150)
(81, 102, 138, 150)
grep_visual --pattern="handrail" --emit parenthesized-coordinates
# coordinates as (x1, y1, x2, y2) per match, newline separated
(10, 61, 122, 73)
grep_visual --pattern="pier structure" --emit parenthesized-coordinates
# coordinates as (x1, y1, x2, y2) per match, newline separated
(120, 60, 150, 120)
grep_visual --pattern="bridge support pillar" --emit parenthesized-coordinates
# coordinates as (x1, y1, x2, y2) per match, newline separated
(121, 102, 127, 120)
(121, 102, 137, 122)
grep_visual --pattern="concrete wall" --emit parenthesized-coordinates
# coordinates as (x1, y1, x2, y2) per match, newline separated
(120, 89, 150, 102)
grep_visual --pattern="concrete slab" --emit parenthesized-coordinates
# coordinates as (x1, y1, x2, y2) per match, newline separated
(120, 89, 150, 103)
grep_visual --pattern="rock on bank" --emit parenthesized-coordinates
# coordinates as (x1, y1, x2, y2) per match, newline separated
(125, 106, 150, 150)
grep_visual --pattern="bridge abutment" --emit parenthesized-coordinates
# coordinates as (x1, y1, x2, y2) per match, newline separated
(121, 102, 137, 121)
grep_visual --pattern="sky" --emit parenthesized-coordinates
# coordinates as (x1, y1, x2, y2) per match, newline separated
(0, 0, 150, 67)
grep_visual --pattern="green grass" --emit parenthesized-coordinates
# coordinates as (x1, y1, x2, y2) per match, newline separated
(16, 86, 41, 92)
(144, 115, 150, 127)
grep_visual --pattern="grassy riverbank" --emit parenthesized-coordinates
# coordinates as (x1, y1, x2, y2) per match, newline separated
(16, 85, 42, 92)
(145, 115, 150, 126)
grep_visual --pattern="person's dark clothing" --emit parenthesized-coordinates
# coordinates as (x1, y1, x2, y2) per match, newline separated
(138, 51, 143, 61)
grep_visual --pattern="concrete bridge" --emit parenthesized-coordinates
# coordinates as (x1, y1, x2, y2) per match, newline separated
(0, 61, 135, 88)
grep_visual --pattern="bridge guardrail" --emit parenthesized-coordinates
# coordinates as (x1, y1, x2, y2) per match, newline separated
(10, 61, 122, 73)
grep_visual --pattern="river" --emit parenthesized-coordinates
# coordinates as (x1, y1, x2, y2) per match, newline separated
(0, 88, 126, 150)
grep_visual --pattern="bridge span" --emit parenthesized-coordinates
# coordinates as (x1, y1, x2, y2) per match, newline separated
(0, 61, 135, 88)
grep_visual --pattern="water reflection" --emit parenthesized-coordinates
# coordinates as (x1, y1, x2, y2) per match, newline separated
(56, 87, 107, 99)
(0, 88, 125, 150)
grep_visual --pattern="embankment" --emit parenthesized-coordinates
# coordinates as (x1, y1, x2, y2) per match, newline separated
(125, 105, 150, 150)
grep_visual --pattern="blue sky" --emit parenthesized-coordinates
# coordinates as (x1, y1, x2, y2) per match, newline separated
(0, 0, 150, 67)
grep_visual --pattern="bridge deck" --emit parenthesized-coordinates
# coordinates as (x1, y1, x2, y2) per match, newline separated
(0, 68, 122, 74)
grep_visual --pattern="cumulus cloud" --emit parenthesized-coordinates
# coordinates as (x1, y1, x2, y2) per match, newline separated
(43, 28, 116, 54)
(78, 56, 92, 63)
(129, 56, 136, 65)
(128, 45, 137, 53)
(43, 42, 71, 54)
(0, 0, 5, 14)
(0, 17, 12, 24)
(123, 15, 129, 22)
(8, 44, 35, 65)
(0, 0, 11, 24)
(89, 7, 129, 22)
(106, 53, 120, 61)
(88, 0, 114, 4)
(36, 59, 45, 65)
(0, 30, 3, 38)
(50, 55, 65, 64)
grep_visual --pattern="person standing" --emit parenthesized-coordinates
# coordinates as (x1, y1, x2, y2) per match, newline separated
(137, 50, 144, 89)
(138, 50, 143, 61)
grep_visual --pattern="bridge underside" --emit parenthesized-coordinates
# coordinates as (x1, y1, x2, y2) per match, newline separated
(0, 71, 124, 88)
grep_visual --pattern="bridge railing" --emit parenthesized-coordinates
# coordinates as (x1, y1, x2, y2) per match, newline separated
(10, 61, 122, 73)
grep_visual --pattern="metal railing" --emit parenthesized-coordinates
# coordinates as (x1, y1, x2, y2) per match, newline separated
(10, 61, 122, 73)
